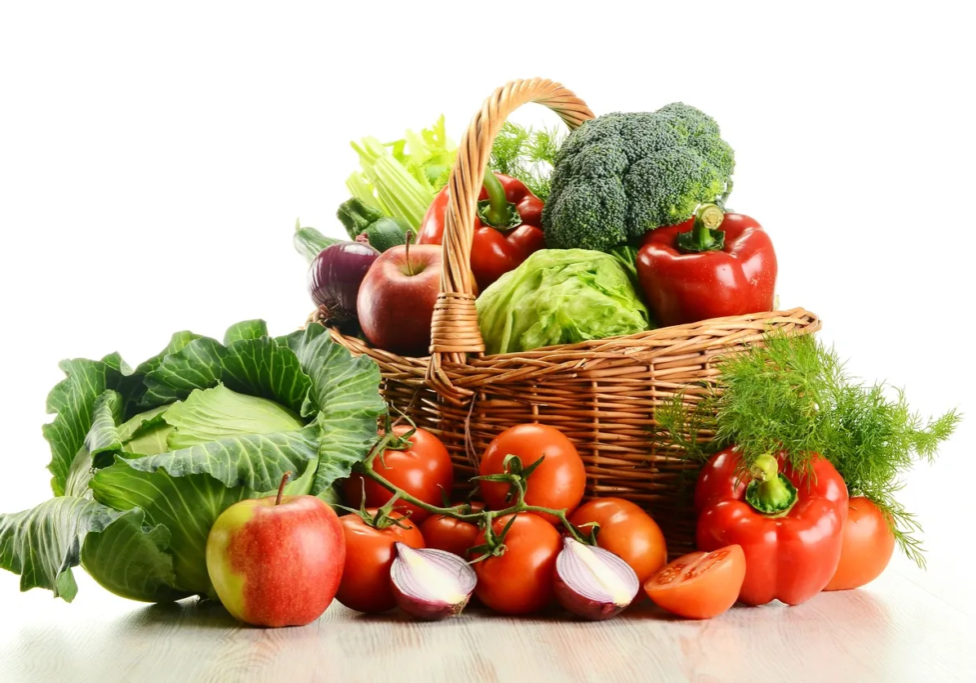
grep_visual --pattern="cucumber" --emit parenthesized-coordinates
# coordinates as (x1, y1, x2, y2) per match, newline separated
(360, 217, 408, 252)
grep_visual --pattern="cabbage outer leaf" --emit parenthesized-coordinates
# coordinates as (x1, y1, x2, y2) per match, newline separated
(3, 320, 383, 601)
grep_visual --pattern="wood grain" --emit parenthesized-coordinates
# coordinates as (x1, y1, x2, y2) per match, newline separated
(1, 558, 972, 683)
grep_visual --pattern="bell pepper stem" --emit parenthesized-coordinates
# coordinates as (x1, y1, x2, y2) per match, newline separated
(481, 171, 511, 228)
(753, 453, 779, 482)
(337, 198, 384, 239)
(745, 454, 798, 515)
(676, 204, 726, 253)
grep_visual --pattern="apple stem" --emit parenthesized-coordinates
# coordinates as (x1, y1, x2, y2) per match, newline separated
(404, 230, 415, 277)
(275, 471, 292, 506)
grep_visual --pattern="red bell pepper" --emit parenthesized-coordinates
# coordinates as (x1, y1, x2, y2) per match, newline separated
(417, 172, 545, 291)
(636, 205, 777, 327)
(695, 447, 848, 606)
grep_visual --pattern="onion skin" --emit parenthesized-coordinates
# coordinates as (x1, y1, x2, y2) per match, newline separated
(390, 583, 470, 621)
(308, 241, 379, 324)
(553, 538, 639, 621)
(389, 544, 476, 621)
(554, 575, 625, 621)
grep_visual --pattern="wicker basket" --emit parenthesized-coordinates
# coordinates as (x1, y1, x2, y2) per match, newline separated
(315, 78, 820, 555)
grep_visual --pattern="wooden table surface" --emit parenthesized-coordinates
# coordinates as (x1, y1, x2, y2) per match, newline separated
(1, 554, 973, 683)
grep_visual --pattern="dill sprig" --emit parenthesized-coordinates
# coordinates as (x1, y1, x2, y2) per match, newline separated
(489, 122, 563, 201)
(654, 333, 960, 566)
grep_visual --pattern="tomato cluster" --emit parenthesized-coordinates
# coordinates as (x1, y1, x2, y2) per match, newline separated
(334, 423, 661, 617)
(330, 422, 893, 621)
(336, 424, 590, 615)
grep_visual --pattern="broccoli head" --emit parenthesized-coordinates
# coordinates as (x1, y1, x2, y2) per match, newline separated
(542, 104, 734, 252)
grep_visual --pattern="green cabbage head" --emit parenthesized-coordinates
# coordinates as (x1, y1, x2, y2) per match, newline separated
(0, 320, 384, 602)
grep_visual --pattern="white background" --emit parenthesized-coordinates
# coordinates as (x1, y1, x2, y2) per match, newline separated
(1, 0, 974, 618)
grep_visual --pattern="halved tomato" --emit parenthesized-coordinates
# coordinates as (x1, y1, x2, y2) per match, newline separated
(644, 545, 746, 619)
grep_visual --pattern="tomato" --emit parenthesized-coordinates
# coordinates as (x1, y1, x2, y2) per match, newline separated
(419, 501, 484, 558)
(336, 510, 425, 613)
(472, 513, 561, 615)
(569, 498, 668, 583)
(344, 425, 453, 523)
(825, 497, 896, 591)
(479, 424, 586, 523)
(644, 545, 745, 619)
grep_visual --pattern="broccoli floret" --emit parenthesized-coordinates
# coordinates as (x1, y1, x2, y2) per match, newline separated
(543, 104, 734, 251)
(544, 176, 628, 253)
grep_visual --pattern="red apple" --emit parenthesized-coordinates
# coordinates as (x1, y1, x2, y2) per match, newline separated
(206, 476, 345, 627)
(357, 240, 442, 357)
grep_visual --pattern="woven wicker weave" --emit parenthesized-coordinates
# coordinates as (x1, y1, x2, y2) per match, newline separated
(315, 78, 820, 554)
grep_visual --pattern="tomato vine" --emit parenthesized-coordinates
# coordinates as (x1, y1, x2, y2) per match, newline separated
(351, 421, 589, 555)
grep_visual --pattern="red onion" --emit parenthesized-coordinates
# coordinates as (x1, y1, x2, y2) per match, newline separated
(554, 537, 639, 620)
(390, 543, 477, 620)
(308, 241, 379, 327)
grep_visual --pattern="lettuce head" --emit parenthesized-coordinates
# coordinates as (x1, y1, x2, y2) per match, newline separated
(476, 249, 651, 355)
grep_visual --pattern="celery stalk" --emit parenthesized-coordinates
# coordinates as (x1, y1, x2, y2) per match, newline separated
(346, 118, 456, 230)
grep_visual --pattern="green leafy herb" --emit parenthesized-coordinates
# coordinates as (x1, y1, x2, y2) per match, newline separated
(0, 320, 385, 602)
(654, 333, 960, 565)
(489, 122, 563, 201)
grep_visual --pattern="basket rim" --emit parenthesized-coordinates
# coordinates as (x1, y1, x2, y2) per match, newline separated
(318, 307, 820, 367)
(466, 307, 819, 361)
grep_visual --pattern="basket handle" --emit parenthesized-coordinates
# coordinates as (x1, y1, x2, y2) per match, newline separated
(427, 78, 595, 402)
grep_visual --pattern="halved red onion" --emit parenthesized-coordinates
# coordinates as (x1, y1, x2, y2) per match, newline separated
(554, 537, 640, 620)
(390, 543, 477, 620)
